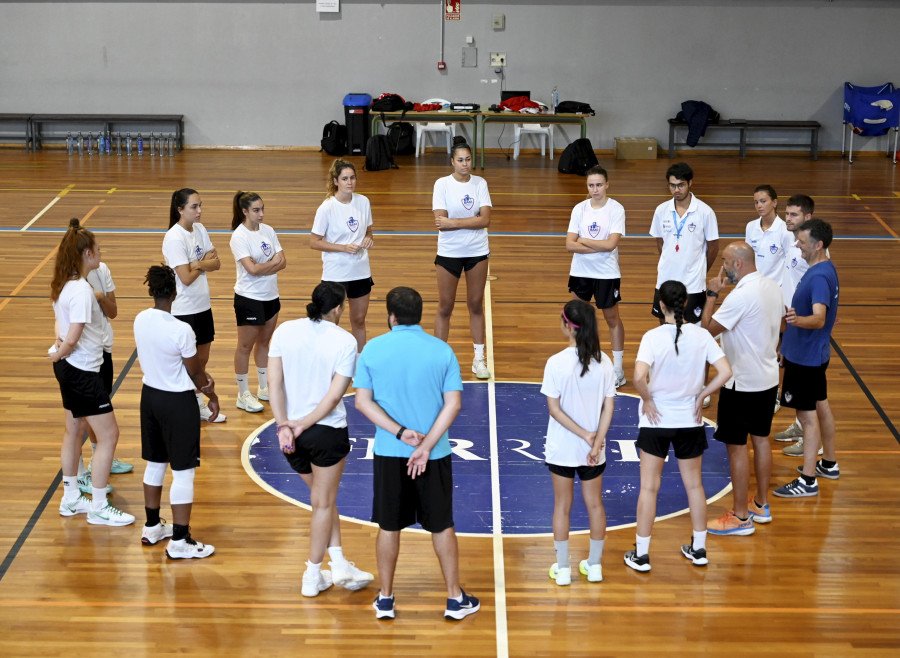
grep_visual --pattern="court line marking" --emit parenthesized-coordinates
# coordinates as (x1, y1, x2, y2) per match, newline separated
(20, 184, 74, 231)
(831, 337, 900, 445)
(869, 212, 899, 239)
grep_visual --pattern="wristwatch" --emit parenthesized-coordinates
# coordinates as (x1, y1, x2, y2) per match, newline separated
(706, 290, 719, 298)
(396, 426, 407, 440)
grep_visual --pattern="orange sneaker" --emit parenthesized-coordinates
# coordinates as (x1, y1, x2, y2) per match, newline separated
(707, 510, 755, 536)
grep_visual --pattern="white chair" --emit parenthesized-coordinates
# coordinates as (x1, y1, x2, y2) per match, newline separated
(415, 98, 456, 157)
(513, 101, 554, 160)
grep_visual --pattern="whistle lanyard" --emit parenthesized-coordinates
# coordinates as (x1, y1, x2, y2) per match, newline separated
(672, 209, 689, 252)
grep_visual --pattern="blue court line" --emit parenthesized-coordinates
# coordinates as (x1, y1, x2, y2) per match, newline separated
(0, 348, 138, 584)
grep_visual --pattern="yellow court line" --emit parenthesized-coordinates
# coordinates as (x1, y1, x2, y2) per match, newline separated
(20, 184, 75, 231)
(852, 193, 861, 200)
(870, 212, 899, 239)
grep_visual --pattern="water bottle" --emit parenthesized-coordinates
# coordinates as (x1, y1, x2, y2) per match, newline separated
(115, 132, 122, 156)
(105, 131, 111, 155)
(66, 132, 73, 155)
(77, 132, 83, 155)
(148, 132, 155, 156)
(552, 86, 559, 114)
(164, 134, 170, 156)
(170, 133, 176, 156)
(86, 132, 93, 155)
(126, 132, 132, 156)
(137, 132, 144, 156)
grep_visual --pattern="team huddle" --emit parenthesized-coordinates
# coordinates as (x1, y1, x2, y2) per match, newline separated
(48, 146, 839, 618)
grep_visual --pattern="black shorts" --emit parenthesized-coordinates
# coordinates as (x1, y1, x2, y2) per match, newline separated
(547, 462, 607, 481)
(569, 276, 621, 310)
(327, 277, 374, 300)
(781, 358, 829, 412)
(283, 424, 350, 475)
(100, 350, 113, 395)
(53, 359, 114, 418)
(714, 385, 779, 445)
(372, 454, 454, 533)
(637, 426, 707, 460)
(175, 308, 215, 346)
(140, 385, 201, 471)
(651, 289, 705, 324)
(434, 253, 489, 279)
(234, 294, 281, 326)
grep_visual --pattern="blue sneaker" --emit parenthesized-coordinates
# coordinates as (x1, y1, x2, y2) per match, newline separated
(773, 477, 818, 498)
(444, 589, 480, 620)
(373, 593, 395, 620)
(797, 460, 840, 480)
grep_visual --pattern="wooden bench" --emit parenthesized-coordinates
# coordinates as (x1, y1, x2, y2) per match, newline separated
(30, 114, 184, 151)
(0, 114, 33, 149)
(668, 118, 821, 160)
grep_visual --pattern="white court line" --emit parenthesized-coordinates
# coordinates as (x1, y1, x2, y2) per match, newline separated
(20, 184, 74, 231)
(484, 265, 509, 658)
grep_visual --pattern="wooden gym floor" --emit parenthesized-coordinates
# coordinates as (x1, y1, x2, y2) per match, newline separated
(0, 146, 897, 656)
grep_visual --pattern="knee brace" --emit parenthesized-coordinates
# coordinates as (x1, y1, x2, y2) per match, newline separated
(142, 461, 168, 487)
(169, 467, 196, 505)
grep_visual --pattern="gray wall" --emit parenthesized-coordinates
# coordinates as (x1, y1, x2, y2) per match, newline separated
(1, 1, 898, 151)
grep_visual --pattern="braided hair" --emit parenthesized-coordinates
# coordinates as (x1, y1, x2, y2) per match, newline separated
(562, 299, 602, 377)
(658, 280, 688, 355)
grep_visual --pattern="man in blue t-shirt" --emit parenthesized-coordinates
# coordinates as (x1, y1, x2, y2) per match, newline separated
(773, 219, 840, 499)
(354, 286, 479, 621)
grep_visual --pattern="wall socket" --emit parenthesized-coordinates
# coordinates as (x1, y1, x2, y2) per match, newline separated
(490, 52, 506, 67)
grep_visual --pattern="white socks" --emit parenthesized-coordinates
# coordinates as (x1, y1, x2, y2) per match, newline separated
(257, 367, 268, 390)
(474, 343, 485, 360)
(236, 373, 250, 396)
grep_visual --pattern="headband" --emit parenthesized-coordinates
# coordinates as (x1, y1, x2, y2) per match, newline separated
(562, 309, 580, 329)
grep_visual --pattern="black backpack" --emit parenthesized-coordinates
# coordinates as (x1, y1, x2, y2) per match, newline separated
(371, 93, 413, 113)
(556, 100, 595, 116)
(365, 135, 397, 171)
(320, 121, 347, 156)
(558, 138, 599, 175)
(385, 117, 415, 156)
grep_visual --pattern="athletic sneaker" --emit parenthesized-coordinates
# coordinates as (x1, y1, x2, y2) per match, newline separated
(199, 401, 226, 423)
(236, 391, 264, 413)
(797, 460, 840, 480)
(87, 503, 135, 527)
(256, 386, 269, 401)
(330, 560, 374, 590)
(773, 398, 781, 415)
(624, 549, 651, 572)
(141, 522, 174, 546)
(783, 437, 823, 457)
(774, 420, 804, 442)
(747, 497, 772, 524)
(472, 357, 490, 380)
(166, 536, 215, 559)
(579, 559, 603, 583)
(773, 477, 818, 498)
(548, 563, 571, 586)
(301, 567, 333, 597)
(373, 593, 395, 619)
(702, 395, 711, 409)
(681, 543, 708, 566)
(77, 472, 112, 495)
(707, 510, 755, 536)
(89, 457, 134, 474)
(59, 494, 92, 517)
(615, 372, 626, 389)
(444, 590, 480, 620)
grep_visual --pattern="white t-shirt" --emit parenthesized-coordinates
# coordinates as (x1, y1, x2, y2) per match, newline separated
(541, 348, 617, 467)
(268, 318, 358, 428)
(567, 198, 626, 279)
(85, 262, 115, 351)
(311, 194, 373, 282)
(162, 222, 215, 315)
(635, 323, 725, 428)
(745, 216, 793, 287)
(649, 195, 719, 293)
(53, 278, 104, 372)
(229, 222, 283, 301)
(712, 271, 784, 391)
(133, 308, 197, 392)
(432, 174, 492, 258)
(782, 239, 809, 308)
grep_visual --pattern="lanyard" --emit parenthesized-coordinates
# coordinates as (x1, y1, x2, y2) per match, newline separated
(672, 209, 690, 251)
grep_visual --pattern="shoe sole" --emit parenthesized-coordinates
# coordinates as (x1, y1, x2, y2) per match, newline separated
(707, 526, 755, 536)
(141, 531, 173, 546)
(747, 512, 772, 524)
(774, 433, 803, 442)
(166, 548, 216, 559)
(681, 547, 708, 566)
(444, 604, 480, 620)
(87, 515, 135, 527)
(772, 488, 817, 498)
(624, 557, 651, 572)
(59, 506, 90, 517)
(579, 562, 603, 582)
(472, 370, 490, 380)
(202, 416, 227, 423)
(373, 608, 395, 619)
(333, 575, 374, 590)
(236, 402, 264, 413)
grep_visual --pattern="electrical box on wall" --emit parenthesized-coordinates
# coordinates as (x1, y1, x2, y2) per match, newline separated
(462, 47, 477, 68)
(490, 52, 506, 67)
(492, 14, 505, 30)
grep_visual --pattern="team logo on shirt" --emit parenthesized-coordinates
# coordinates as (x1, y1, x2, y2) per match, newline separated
(688, 222, 696, 232)
(461, 194, 475, 211)
(588, 221, 601, 238)
(347, 216, 359, 232)
(769, 244, 779, 254)
(784, 391, 792, 403)
(194, 245, 203, 260)
(261, 241, 273, 258)
(790, 257, 799, 269)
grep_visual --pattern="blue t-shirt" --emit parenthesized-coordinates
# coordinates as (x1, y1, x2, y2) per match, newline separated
(781, 260, 839, 366)
(354, 324, 463, 459)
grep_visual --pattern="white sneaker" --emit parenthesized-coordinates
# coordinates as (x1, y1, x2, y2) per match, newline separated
(301, 567, 333, 597)
(166, 536, 215, 559)
(236, 391, 264, 413)
(199, 402, 226, 423)
(549, 563, 571, 586)
(256, 386, 269, 401)
(141, 522, 174, 546)
(702, 395, 711, 409)
(615, 372, 626, 388)
(579, 559, 603, 583)
(773, 397, 782, 415)
(330, 560, 374, 590)
(774, 421, 804, 442)
(783, 437, 823, 457)
(59, 494, 92, 517)
(87, 503, 136, 527)
(472, 357, 490, 380)
(77, 472, 112, 495)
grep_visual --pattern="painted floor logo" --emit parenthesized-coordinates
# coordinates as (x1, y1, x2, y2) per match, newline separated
(242, 383, 731, 536)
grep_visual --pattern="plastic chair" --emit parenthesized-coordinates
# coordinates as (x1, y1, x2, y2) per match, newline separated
(415, 98, 455, 157)
(513, 101, 554, 160)
(841, 82, 899, 164)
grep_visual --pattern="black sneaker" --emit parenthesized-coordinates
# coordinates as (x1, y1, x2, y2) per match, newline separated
(681, 543, 708, 566)
(796, 460, 840, 480)
(624, 549, 651, 572)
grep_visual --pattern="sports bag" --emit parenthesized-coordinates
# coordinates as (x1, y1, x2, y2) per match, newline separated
(320, 120, 348, 156)
(387, 121, 415, 156)
(558, 138, 599, 175)
(365, 135, 397, 171)
(556, 100, 595, 116)
(371, 93, 413, 113)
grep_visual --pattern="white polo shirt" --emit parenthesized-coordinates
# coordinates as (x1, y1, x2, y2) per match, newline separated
(162, 222, 215, 315)
(311, 194, 373, 282)
(432, 174, 492, 258)
(712, 271, 784, 391)
(133, 308, 197, 392)
(745, 216, 793, 287)
(85, 262, 115, 352)
(230, 222, 283, 301)
(650, 195, 719, 293)
(567, 198, 626, 279)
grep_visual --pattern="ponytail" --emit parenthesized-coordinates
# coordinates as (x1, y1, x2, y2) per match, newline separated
(658, 280, 688, 355)
(169, 188, 198, 228)
(50, 218, 95, 301)
(306, 281, 346, 321)
(562, 299, 602, 377)
(232, 190, 262, 230)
